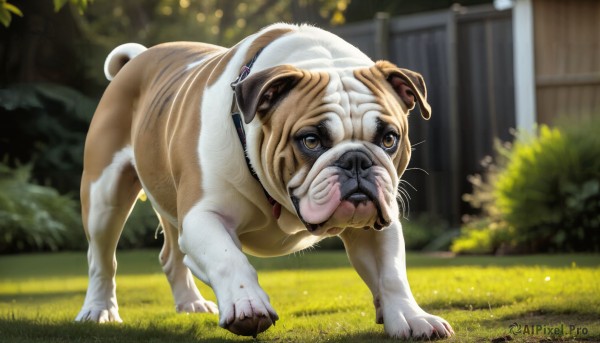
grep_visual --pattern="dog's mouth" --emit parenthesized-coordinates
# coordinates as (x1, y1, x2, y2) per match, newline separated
(338, 180, 388, 230)
(291, 184, 389, 234)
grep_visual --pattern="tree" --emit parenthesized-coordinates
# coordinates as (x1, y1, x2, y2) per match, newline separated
(0, 0, 352, 194)
(0, 0, 91, 27)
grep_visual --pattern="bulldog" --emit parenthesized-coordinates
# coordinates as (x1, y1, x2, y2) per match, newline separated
(75, 23, 453, 339)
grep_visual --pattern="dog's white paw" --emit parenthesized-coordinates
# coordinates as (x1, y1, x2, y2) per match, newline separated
(385, 311, 454, 339)
(75, 307, 122, 323)
(218, 285, 279, 337)
(377, 298, 453, 339)
(176, 299, 219, 314)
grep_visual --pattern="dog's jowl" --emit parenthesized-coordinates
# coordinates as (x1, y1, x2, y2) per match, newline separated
(76, 23, 453, 339)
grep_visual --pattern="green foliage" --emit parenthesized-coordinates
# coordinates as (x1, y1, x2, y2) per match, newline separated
(79, 0, 351, 85)
(452, 141, 513, 254)
(0, 83, 96, 193)
(453, 117, 600, 254)
(450, 218, 513, 255)
(0, 83, 162, 252)
(402, 214, 452, 251)
(53, 0, 92, 15)
(0, 161, 163, 253)
(0, 0, 22, 27)
(0, 0, 89, 27)
(495, 119, 600, 252)
(0, 162, 85, 253)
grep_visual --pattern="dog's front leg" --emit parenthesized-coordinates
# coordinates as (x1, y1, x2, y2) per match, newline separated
(178, 208, 278, 337)
(340, 221, 453, 339)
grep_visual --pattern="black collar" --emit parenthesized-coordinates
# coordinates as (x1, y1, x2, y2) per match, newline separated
(230, 49, 281, 219)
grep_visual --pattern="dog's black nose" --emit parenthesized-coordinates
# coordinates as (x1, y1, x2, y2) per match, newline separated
(336, 151, 373, 175)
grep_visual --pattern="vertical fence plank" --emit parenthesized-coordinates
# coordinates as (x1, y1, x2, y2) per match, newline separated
(446, 7, 461, 226)
(374, 12, 390, 60)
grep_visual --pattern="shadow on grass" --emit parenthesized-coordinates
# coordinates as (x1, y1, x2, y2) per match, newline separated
(313, 332, 394, 343)
(0, 318, 402, 343)
(0, 318, 242, 343)
(4, 313, 597, 343)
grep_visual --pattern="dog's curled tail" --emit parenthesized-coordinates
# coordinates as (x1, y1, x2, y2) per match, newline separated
(104, 43, 147, 81)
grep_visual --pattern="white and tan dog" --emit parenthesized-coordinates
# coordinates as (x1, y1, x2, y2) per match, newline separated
(76, 23, 453, 339)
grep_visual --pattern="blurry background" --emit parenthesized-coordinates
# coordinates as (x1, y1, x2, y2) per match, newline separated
(1, 0, 598, 255)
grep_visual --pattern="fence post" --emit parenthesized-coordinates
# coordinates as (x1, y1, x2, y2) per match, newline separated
(374, 12, 390, 60)
(446, 5, 461, 226)
(512, 0, 536, 131)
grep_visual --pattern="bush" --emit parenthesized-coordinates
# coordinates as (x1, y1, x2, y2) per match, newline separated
(453, 117, 600, 254)
(495, 120, 600, 252)
(402, 214, 453, 251)
(452, 141, 513, 254)
(0, 162, 85, 253)
(0, 161, 164, 253)
(0, 83, 96, 193)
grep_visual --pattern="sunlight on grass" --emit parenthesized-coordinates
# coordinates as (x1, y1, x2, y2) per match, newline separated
(1, 251, 599, 342)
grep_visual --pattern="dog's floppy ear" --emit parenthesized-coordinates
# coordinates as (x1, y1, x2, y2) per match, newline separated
(375, 61, 431, 120)
(234, 65, 304, 124)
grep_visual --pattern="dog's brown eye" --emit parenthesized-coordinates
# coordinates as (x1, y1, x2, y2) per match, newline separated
(382, 133, 397, 149)
(302, 135, 321, 150)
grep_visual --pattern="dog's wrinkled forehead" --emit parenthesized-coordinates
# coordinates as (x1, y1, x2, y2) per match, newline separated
(318, 70, 388, 143)
(236, 61, 429, 129)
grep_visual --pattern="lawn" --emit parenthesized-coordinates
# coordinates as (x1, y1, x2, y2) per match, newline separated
(1, 250, 599, 342)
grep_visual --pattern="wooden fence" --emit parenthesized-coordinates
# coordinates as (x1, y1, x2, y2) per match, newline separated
(332, 4, 516, 226)
(533, 0, 600, 124)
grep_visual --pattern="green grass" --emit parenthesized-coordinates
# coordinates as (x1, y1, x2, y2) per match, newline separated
(1, 250, 599, 342)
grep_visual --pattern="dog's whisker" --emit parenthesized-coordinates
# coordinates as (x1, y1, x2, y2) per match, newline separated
(399, 179, 418, 192)
(396, 181, 414, 219)
(397, 184, 413, 199)
(404, 167, 429, 176)
(396, 191, 408, 218)
(410, 140, 426, 148)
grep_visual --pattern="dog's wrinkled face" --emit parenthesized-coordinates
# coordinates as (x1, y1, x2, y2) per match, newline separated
(236, 61, 430, 235)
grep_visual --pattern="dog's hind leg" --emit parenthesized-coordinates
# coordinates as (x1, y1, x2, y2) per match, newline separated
(157, 214, 218, 314)
(76, 146, 141, 323)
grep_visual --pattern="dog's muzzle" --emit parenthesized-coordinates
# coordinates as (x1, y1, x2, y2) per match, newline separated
(291, 150, 389, 233)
